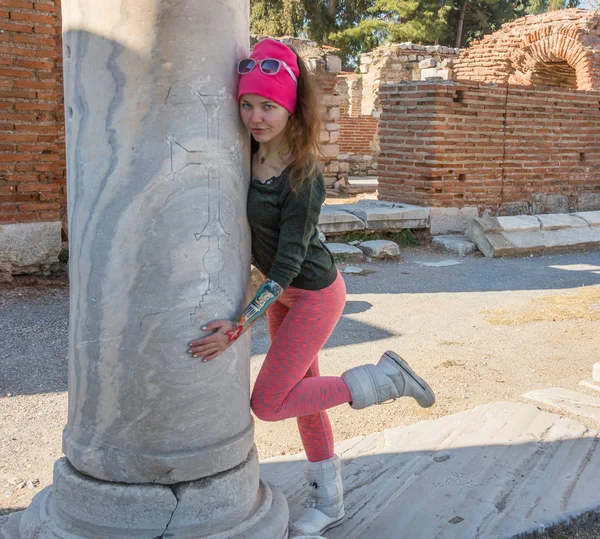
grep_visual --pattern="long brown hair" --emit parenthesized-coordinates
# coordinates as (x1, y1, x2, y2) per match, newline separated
(284, 47, 323, 187)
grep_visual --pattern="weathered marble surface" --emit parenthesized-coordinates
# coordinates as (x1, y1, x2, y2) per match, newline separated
(61, 0, 255, 484)
(263, 402, 600, 538)
(468, 212, 600, 257)
(523, 388, 600, 422)
(1, 1, 291, 538)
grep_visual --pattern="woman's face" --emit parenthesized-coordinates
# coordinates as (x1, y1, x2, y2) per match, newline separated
(239, 94, 290, 145)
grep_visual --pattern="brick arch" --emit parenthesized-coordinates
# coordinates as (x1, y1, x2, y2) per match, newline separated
(509, 30, 591, 89)
(453, 9, 600, 91)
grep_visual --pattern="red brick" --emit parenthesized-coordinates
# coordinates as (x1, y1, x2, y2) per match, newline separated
(17, 182, 59, 192)
(12, 34, 55, 46)
(19, 202, 59, 211)
(13, 59, 54, 70)
(0, 212, 37, 222)
(2, 0, 34, 8)
(10, 12, 55, 25)
(15, 80, 57, 89)
(34, 25, 56, 36)
(34, 3, 56, 12)
(0, 21, 34, 33)
(0, 67, 32, 78)
(5, 174, 37, 182)
(0, 153, 37, 162)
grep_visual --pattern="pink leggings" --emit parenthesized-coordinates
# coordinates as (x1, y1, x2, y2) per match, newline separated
(250, 272, 352, 462)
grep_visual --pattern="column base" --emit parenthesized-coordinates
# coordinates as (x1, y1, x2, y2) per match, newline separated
(1, 449, 289, 539)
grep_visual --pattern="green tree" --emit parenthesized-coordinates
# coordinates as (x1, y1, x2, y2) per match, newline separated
(250, 0, 305, 37)
(525, 0, 580, 14)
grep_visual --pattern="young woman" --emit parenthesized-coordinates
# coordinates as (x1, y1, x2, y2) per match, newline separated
(187, 38, 435, 536)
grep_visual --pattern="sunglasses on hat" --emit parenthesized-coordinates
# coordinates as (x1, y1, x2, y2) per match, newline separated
(237, 58, 298, 85)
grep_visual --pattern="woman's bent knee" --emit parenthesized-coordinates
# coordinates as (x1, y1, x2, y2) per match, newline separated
(251, 394, 283, 422)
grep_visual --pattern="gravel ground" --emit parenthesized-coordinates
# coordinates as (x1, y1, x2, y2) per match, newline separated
(1, 248, 600, 536)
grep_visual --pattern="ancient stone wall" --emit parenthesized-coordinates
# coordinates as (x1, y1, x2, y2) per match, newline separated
(336, 43, 460, 179)
(0, 0, 65, 229)
(453, 9, 600, 90)
(359, 43, 461, 116)
(378, 81, 600, 213)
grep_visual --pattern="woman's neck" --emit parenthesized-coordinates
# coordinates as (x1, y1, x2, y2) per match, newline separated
(258, 133, 287, 158)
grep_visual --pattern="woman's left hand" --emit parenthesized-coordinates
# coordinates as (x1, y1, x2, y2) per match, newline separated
(187, 319, 239, 362)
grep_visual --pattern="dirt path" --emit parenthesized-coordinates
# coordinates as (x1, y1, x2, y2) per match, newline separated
(2, 249, 600, 520)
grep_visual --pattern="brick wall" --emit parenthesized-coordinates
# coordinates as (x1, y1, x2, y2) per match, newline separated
(378, 81, 600, 213)
(0, 0, 65, 228)
(338, 115, 378, 177)
(338, 115, 378, 155)
(453, 9, 600, 91)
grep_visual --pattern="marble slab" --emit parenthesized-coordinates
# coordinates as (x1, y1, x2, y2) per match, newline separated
(262, 402, 600, 538)
(523, 387, 600, 421)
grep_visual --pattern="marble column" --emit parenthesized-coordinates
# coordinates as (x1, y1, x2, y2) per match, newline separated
(0, 0, 289, 537)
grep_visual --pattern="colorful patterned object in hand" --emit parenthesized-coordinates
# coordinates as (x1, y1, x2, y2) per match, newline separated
(227, 280, 283, 343)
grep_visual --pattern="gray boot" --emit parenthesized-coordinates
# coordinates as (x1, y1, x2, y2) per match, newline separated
(293, 455, 345, 536)
(342, 351, 435, 409)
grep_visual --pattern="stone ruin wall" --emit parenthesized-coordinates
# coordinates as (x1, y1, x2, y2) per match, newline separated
(377, 81, 600, 214)
(336, 43, 461, 180)
(340, 9, 600, 215)
(453, 9, 600, 90)
(0, 0, 65, 232)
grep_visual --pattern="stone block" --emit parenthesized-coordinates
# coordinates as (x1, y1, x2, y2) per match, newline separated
(329, 131, 339, 143)
(421, 67, 439, 80)
(577, 211, 600, 227)
(419, 58, 437, 68)
(325, 243, 364, 262)
(537, 213, 588, 230)
(429, 206, 479, 234)
(318, 206, 366, 233)
(594, 363, 600, 382)
(0, 221, 61, 274)
(467, 215, 544, 258)
(523, 388, 600, 422)
(497, 201, 530, 216)
(326, 54, 342, 73)
(357, 240, 400, 259)
(321, 144, 339, 158)
(325, 122, 339, 131)
(336, 200, 429, 230)
(327, 107, 341, 121)
(576, 193, 600, 212)
(467, 213, 600, 258)
(432, 235, 477, 257)
(499, 215, 541, 232)
(532, 193, 569, 215)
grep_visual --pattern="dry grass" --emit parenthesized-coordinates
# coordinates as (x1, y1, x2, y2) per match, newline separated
(437, 340, 465, 347)
(483, 285, 600, 326)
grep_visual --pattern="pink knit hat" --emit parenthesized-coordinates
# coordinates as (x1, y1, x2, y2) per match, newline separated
(237, 39, 300, 114)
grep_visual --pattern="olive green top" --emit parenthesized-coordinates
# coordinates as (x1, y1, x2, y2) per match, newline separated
(247, 166, 337, 290)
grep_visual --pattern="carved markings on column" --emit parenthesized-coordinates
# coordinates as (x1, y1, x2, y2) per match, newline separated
(166, 91, 237, 323)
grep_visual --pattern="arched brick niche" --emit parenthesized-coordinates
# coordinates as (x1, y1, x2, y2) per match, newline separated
(454, 9, 600, 91)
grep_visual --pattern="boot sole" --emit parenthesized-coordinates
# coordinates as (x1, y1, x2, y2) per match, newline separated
(383, 351, 436, 408)
(320, 513, 346, 533)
